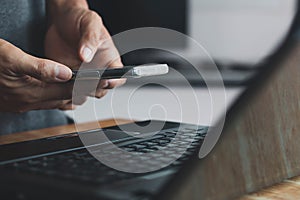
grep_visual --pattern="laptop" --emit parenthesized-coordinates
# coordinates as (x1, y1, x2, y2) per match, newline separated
(1, 2, 299, 200)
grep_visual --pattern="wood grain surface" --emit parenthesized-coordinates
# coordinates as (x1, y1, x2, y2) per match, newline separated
(0, 118, 132, 145)
(1, 114, 300, 199)
(240, 176, 300, 200)
(162, 41, 300, 199)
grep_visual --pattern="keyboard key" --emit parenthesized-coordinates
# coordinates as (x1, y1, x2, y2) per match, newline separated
(122, 147, 135, 152)
(127, 144, 147, 150)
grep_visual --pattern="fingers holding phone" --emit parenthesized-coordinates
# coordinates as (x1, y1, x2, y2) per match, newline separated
(0, 39, 76, 112)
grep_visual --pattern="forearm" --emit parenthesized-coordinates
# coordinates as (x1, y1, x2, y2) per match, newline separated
(46, 0, 89, 23)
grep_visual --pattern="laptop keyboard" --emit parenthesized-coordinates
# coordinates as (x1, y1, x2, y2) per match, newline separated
(2, 126, 208, 185)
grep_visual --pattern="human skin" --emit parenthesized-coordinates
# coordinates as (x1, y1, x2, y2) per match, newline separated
(0, 0, 124, 112)
(45, 0, 125, 108)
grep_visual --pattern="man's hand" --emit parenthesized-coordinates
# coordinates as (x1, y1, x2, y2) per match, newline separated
(0, 39, 82, 112)
(45, 0, 125, 101)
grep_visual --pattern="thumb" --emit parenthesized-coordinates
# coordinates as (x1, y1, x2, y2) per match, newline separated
(0, 39, 72, 82)
(20, 55, 72, 82)
(78, 11, 103, 63)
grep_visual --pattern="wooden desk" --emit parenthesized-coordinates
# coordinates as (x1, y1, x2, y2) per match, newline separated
(1, 119, 300, 199)
(0, 118, 132, 145)
(240, 176, 300, 200)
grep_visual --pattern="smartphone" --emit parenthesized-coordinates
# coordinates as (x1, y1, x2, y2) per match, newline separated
(71, 64, 169, 80)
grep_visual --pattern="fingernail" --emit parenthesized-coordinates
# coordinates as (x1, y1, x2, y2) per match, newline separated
(71, 105, 77, 110)
(55, 65, 72, 81)
(108, 79, 126, 88)
(102, 80, 109, 88)
(82, 47, 93, 62)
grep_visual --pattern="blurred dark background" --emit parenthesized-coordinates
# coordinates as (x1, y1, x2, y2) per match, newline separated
(87, 0, 294, 86)
(88, 0, 188, 43)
